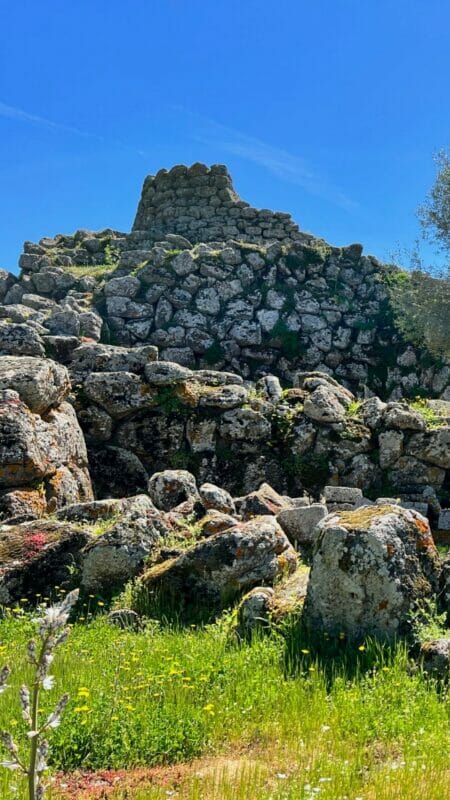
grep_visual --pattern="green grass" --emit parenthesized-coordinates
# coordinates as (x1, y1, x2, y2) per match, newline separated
(63, 263, 114, 280)
(409, 398, 446, 429)
(0, 612, 449, 799)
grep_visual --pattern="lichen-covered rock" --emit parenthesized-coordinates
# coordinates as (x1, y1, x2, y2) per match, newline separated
(144, 361, 193, 386)
(303, 385, 347, 423)
(235, 567, 309, 637)
(304, 505, 441, 641)
(0, 356, 70, 413)
(420, 639, 450, 676)
(0, 322, 45, 357)
(148, 469, 199, 511)
(133, 516, 298, 620)
(69, 343, 158, 375)
(84, 371, 156, 418)
(237, 483, 293, 520)
(0, 520, 92, 604)
(277, 503, 327, 545)
(199, 483, 235, 514)
(81, 495, 167, 595)
(0, 392, 49, 487)
(0, 488, 47, 523)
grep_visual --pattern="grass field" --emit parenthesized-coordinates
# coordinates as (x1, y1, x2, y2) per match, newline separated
(0, 607, 449, 799)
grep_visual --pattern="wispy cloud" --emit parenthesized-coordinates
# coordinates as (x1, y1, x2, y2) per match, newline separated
(0, 100, 102, 138)
(0, 99, 147, 157)
(176, 107, 358, 212)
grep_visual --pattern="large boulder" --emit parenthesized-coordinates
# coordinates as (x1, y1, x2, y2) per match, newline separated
(80, 495, 167, 595)
(0, 372, 92, 511)
(132, 516, 298, 620)
(0, 356, 70, 413)
(304, 505, 441, 641)
(0, 520, 92, 604)
(0, 322, 45, 357)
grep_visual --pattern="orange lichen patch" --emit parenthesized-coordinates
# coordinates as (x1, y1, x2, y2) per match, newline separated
(386, 543, 396, 557)
(336, 505, 399, 530)
(415, 517, 430, 534)
(47, 468, 66, 494)
(3, 488, 47, 517)
(176, 381, 200, 407)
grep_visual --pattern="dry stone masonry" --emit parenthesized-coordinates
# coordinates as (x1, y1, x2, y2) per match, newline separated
(0, 163, 450, 647)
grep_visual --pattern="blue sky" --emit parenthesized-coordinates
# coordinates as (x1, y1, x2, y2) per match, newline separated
(1, 0, 449, 273)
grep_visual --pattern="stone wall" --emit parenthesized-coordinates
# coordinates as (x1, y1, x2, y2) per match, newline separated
(65, 346, 450, 512)
(132, 163, 302, 244)
(6, 163, 450, 400)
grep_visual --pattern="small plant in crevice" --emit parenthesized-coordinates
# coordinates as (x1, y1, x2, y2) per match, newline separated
(409, 397, 445, 429)
(0, 589, 79, 800)
(268, 319, 306, 360)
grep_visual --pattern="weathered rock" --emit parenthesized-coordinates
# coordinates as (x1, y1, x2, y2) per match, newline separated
(277, 503, 327, 545)
(144, 361, 193, 386)
(148, 469, 199, 511)
(133, 516, 298, 620)
(303, 385, 347, 423)
(0, 488, 47, 523)
(304, 505, 441, 641)
(0, 520, 92, 604)
(438, 510, 450, 531)
(199, 483, 235, 514)
(0, 322, 45, 357)
(237, 483, 293, 520)
(198, 384, 248, 410)
(70, 343, 158, 374)
(384, 404, 426, 431)
(323, 485, 363, 509)
(196, 511, 237, 537)
(235, 568, 309, 636)
(407, 429, 450, 469)
(84, 371, 156, 417)
(420, 639, 450, 676)
(81, 495, 166, 595)
(0, 356, 70, 413)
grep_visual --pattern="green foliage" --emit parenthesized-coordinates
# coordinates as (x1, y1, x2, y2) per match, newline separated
(103, 243, 120, 268)
(386, 268, 450, 357)
(409, 398, 445, 429)
(153, 387, 187, 415)
(1, 613, 450, 799)
(418, 148, 450, 254)
(409, 598, 448, 645)
(284, 252, 303, 270)
(269, 319, 306, 360)
(64, 263, 113, 280)
(284, 452, 330, 493)
(346, 400, 363, 417)
(203, 339, 225, 365)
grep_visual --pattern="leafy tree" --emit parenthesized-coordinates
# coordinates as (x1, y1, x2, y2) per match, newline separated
(388, 149, 450, 358)
(418, 149, 450, 256)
